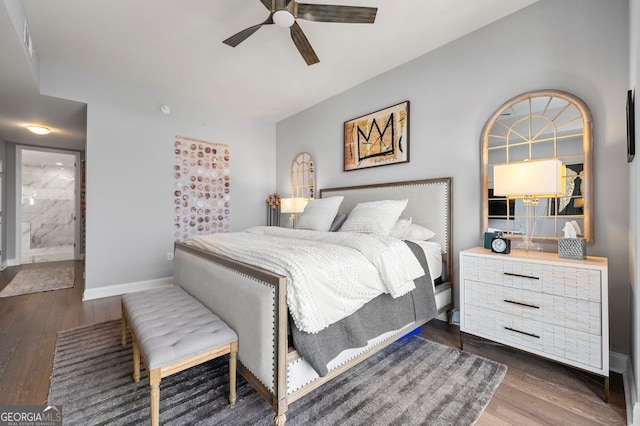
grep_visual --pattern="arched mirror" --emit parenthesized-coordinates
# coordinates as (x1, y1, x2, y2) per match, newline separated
(291, 152, 315, 199)
(481, 90, 594, 243)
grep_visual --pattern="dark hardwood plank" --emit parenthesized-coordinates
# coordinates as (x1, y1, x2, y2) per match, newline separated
(0, 291, 56, 404)
(16, 287, 69, 404)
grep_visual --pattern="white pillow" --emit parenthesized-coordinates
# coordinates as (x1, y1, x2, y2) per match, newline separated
(390, 218, 412, 238)
(404, 223, 436, 241)
(295, 196, 344, 232)
(339, 199, 408, 237)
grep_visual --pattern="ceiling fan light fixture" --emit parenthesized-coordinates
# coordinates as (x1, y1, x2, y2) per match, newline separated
(273, 9, 295, 27)
(26, 124, 52, 135)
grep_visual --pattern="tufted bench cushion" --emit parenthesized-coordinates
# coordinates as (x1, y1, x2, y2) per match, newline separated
(122, 286, 237, 370)
(121, 285, 238, 426)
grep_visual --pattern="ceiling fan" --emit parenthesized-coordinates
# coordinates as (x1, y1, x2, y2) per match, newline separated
(223, 0, 378, 66)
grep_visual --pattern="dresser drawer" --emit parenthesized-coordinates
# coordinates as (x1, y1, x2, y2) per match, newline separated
(464, 280, 601, 335)
(463, 256, 601, 302)
(464, 304, 602, 369)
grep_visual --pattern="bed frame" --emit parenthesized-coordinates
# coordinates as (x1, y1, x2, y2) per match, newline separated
(173, 177, 453, 425)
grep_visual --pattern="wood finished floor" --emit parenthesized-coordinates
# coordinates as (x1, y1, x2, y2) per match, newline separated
(0, 261, 627, 424)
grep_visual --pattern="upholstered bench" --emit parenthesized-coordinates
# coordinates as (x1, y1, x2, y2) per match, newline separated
(121, 286, 238, 426)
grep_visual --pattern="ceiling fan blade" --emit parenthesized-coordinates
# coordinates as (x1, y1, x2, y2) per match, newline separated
(258, 0, 271, 10)
(290, 21, 319, 65)
(296, 3, 377, 24)
(222, 15, 274, 47)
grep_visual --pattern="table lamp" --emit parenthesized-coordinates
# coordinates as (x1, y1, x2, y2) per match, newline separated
(493, 159, 565, 251)
(280, 197, 308, 227)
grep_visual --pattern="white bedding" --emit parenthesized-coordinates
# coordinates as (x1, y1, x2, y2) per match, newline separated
(187, 226, 425, 334)
(410, 240, 443, 283)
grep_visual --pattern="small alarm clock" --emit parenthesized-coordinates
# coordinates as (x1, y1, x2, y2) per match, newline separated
(490, 234, 511, 254)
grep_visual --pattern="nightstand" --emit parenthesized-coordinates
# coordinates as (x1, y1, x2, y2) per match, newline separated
(459, 247, 609, 401)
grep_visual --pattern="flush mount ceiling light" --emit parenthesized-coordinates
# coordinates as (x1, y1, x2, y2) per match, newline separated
(26, 124, 52, 135)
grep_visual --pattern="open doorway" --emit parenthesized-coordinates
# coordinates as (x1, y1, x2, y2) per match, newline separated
(17, 147, 80, 264)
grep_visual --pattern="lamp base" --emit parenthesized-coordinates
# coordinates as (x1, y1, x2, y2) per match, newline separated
(516, 240, 543, 252)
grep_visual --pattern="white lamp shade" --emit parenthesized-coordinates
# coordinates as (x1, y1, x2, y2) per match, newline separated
(281, 197, 308, 213)
(493, 159, 565, 197)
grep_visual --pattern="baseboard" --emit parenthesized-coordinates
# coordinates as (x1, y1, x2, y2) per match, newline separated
(609, 351, 635, 426)
(5, 257, 83, 267)
(611, 351, 628, 374)
(82, 276, 174, 301)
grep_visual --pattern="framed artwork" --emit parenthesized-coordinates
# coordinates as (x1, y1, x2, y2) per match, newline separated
(628, 89, 635, 163)
(173, 136, 230, 242)
(343, 101, 409, 171)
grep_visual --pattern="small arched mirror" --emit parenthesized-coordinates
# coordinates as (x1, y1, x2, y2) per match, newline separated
(481, 90, 594, 243)
(291, 152, 315, 199)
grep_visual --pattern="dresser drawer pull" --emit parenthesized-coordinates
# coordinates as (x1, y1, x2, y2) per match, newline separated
(504, 299, 540, 309)
(504, 326, 540, 339)
(503, 272, 540, 280)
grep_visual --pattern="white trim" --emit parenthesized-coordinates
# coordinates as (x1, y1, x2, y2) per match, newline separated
(626, 355, 638, 426)
(82, 276, 173, 301)
(15, 146, 82, 264)
(73, 154, 81, 260)
(15, 147, 22, 264)
(6, 258, 19, 267)
(611, 351, 629, 374)
(610, 351, 636, 426)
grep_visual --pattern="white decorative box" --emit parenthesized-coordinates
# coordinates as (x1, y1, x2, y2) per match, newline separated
(558, 238, 586, 260)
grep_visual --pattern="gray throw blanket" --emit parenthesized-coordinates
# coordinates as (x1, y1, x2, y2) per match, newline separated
(291, 241, 438, 376)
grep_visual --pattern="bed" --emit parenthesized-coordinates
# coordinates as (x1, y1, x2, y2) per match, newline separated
(173, 177, 453, 425)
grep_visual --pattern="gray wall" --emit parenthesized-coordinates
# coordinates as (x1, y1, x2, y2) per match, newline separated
(276, 0, 631, 355)
(628, 0, 640, 420)
(37, 62, 276, 291)
(0, 137, 5, 264)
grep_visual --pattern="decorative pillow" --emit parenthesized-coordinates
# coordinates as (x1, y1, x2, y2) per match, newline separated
(295, 196, 344, 232)
(403, 223, 436, 241)
(339, 199, 408, 237)
(328, 212, 348, 232)
(390, 218, 412, 239)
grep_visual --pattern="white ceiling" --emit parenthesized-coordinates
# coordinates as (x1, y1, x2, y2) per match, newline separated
(0, 0, 538, 152)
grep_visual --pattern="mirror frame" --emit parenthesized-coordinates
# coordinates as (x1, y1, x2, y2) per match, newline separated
(481, 89, 594, 243)
(291, 152, 315, 199)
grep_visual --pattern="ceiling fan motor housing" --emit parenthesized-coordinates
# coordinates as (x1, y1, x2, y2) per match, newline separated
(273, 10, 295, 27)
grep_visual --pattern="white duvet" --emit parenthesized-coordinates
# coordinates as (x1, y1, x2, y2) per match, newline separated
(187, 226, 425, 334)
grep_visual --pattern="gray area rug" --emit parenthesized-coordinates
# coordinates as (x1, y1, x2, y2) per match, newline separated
(48, 320, 506, 425)
(0, 264, 75, 297)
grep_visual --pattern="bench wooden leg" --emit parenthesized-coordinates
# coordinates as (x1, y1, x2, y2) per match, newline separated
(133, 339, 141, 383)
(229, 341, 238, 405)
(149, 369, 161, 426)
(274, 413, 286, 426)
(121, 312, 128, 347)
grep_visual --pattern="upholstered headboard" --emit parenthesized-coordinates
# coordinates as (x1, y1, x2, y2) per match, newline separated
(320, 177, 452, 281)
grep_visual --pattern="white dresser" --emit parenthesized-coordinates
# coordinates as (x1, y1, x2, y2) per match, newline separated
(459, 247, 609, 398)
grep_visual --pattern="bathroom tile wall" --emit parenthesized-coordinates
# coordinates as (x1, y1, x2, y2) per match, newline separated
(21, 162, 75, 263)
